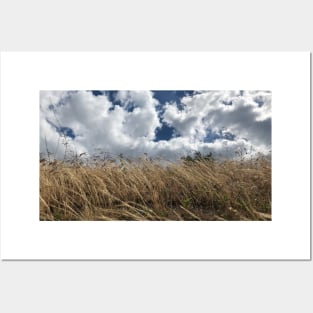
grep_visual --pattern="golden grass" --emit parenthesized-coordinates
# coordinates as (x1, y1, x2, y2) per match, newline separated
(40, 157, 271, 221)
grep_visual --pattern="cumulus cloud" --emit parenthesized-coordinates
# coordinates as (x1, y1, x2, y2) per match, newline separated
(116, 91, 161, 140)
(40, 90, 271, 161)
(163, 90, 271, 150)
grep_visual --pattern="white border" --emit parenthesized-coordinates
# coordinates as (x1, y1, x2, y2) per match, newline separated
(0, 52, 310, 260)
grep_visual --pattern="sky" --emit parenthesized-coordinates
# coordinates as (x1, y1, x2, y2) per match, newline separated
(40, 90, 272, 161)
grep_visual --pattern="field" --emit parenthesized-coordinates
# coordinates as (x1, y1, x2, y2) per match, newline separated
(40, 155, 271, 221)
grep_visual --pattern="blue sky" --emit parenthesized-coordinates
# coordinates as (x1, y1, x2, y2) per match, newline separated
(40, 90, 272, 160)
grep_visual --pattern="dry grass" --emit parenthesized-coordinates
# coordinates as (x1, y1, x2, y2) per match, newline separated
(40, 157, 271, 221)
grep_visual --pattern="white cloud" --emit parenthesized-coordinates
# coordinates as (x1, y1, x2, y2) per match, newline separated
(163, 90, 271, 149)
(118, 91, 161, 140)
(40, 90, 271, 161)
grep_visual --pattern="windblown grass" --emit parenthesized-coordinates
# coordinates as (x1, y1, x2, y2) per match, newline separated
(40, 157, 271, 221)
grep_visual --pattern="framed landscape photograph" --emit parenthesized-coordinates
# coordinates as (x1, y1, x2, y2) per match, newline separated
(39, 89, 272, 222)
(0, 52, 310, 260)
